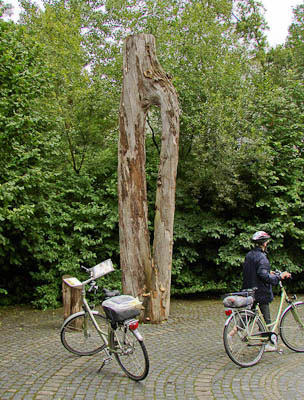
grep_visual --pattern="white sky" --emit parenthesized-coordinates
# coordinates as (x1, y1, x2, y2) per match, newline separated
(261, 0, 303, 46)
(4, 0, 304, 47)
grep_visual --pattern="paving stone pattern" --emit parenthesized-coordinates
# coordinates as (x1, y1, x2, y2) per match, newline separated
(1, 298, 304, 399)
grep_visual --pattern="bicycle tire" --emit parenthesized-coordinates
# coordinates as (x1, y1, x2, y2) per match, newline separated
(61, 311, 107, 356)
(223, 309, 265, 367)
(280, 301, 304, 352)
(110, 325, 149, 381)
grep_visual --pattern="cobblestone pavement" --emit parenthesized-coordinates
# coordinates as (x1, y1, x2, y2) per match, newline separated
(1, 297, 304, 399)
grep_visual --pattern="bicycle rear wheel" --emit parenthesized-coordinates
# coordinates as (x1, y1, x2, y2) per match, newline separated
(280, 301, 304, 352)
(110, 325, 149, 381)
(223, 309, 265, 367)
(61, 311, 107, 356)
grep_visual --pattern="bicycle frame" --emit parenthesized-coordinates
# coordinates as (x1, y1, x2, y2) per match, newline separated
(258, 281, 304, 330)
(80, 279, 114, 358)
(257, 281, 288, 334)
(232, 281, 304, 346)
(80, 280, 143, 357)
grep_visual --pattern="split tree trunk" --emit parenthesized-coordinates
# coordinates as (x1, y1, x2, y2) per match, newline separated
(118, 34, 179, 323)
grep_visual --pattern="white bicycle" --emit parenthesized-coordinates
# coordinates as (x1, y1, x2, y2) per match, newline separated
(60, 259, 149, 381)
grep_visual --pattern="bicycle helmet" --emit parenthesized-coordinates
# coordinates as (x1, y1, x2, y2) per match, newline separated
(252, 231, 271, 244)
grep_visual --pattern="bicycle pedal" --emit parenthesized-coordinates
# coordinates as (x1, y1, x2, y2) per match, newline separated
(98, 356, 113, 372)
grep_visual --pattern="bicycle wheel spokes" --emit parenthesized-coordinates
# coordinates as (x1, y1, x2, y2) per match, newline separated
(223, 310, 265, 367)
(61, 313, 107, 356)
(280, 302, 304, 352)
(111, 325, 149, 381)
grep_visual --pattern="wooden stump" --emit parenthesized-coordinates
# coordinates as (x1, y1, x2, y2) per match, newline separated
(62, 275, 82, 328)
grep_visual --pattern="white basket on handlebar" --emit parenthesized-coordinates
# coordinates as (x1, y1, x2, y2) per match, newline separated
(90, 259, 114, 279)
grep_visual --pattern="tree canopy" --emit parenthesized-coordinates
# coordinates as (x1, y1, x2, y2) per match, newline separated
(1, 0, 304, 308)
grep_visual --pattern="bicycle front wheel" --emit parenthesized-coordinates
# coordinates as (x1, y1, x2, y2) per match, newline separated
(223, 310, 265, 367)
(110, 325, 149, 381)
(280, 301, 304, 352)
(61, 311, 107, 356)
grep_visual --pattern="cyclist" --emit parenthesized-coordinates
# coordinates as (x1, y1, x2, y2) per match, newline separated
(242, 230, 291, 350)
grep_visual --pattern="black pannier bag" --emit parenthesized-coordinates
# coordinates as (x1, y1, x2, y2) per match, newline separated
(102, 295, 141, 322)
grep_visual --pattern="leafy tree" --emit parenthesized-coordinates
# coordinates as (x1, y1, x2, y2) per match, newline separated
(1, 2, 121, 308)
(2, 0, 304, 307)
(0, 17, 59, 302)
(286, 3, 304, 75)
(251, 3, 304, 286)
(20, 0, 118, 174)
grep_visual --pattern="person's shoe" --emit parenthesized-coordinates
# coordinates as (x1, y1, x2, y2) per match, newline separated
(264, 344, 277, 352)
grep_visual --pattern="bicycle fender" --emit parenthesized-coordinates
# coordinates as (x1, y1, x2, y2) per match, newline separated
(61, 310, 100, 331)
(131, 329, 143, 342)
(224, 314, 234, 327)
(280, 301, 304, 323)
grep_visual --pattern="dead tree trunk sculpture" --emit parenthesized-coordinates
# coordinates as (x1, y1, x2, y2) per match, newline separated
(118, 34, 179, 323)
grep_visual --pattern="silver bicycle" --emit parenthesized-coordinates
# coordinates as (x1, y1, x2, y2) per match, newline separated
(60, 259, 149, 381)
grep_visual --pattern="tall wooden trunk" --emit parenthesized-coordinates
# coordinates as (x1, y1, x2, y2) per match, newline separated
(118, 34, 179, 323)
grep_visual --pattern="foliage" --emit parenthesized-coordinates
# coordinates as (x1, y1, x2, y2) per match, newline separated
(1, 0, 304, 308)
(0, 18, 56, 304)
(0, 12, 120, 308)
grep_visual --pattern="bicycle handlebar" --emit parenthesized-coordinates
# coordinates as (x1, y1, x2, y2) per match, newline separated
(81, 265, 90, 272)
(273, 269, 292, 280)
(79, 264, 119, 297)
(88, 280, 98, 292)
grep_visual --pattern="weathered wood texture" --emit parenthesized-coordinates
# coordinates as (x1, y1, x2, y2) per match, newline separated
(118, 34, 179, 323)
(62, 275, 82, 327)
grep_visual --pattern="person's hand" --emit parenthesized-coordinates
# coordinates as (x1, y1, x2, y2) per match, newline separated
(280, 271, 291, 280)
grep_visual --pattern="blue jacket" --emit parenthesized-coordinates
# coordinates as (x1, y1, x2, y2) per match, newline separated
(242, 247, 280, 304)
